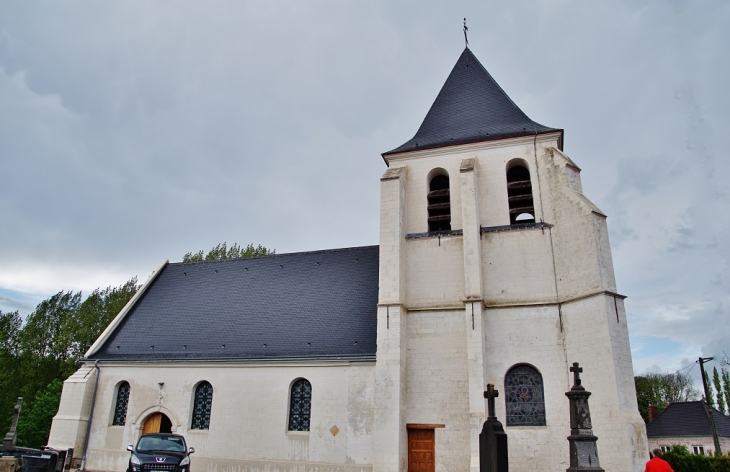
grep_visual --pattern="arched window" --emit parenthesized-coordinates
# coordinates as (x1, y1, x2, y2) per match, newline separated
(506, 164, 535, 224)
(504, 364, 546, 426)
(288, 378, 312, 431)
(191, 381, 213, 430)
(112, 381, 130, 426)
(428, 171, 451, 232)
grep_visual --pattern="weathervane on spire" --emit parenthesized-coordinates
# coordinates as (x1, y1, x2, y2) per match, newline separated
(463, 18, 469, 47)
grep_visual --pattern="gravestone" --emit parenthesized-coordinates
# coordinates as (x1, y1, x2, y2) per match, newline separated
(480, 383, 508, 472)
(1, 398, 22, 451)
(565, 363, 603, 471)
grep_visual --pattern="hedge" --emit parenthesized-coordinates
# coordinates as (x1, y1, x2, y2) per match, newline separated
(664, 448, 730, 472)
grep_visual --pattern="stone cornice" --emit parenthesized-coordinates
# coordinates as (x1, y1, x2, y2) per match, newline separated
(81, 357, 375, 368)
(384, 131, 562, 165)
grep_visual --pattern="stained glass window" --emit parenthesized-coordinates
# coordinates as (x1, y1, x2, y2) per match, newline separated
(288, 378, 312, 431)
(191, 381, 213, 430)
(112, 381, 130, 426)
(505, 364, 546, 426)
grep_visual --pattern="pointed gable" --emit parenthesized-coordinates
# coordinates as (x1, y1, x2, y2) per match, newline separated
(384, 48, 560, 156)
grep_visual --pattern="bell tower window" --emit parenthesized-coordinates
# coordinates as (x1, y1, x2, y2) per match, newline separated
(506, 163, 535, 224)
(428, 171, 451, 232)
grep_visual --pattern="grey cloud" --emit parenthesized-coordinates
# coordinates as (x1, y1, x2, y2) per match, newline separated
(0, 0, 728, 370)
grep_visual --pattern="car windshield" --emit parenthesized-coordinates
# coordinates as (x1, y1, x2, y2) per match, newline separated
(136, 435, 186, 453)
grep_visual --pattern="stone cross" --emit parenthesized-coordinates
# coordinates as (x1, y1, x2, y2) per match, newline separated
(2, 397, 22, 451)
(484, 384, 499, 419)
(570, 362, 583, 388)
(480, 383, 508, 472)
(565, 364, 603, 471)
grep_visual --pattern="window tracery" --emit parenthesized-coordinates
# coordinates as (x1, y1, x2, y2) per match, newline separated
(288, 378, 312, 431)
(191, 381, 213, 429)
(112, 381, 130, 426)
(505, 364, 546, 426)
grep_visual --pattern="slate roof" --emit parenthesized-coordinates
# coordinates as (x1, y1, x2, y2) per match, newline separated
(383, 48, 561, 156)
(89, 246, 379, 361)
(646, 401, 730, 438)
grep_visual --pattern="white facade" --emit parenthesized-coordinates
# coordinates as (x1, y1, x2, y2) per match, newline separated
(648, 436, 730, 456)
(50, 104, 648, 472)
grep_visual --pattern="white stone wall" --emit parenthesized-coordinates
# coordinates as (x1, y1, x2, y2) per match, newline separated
(562, 295, 648, 471)
(383, 135, 556, 235)
(385, 134, 647, 471)
(480, 230, 556, 305)
(648, 436, 730, 456)
(55, 361, 375, 472)
(483, 304, 571, 472)
(405, 237, 464, 309)
(48, 365, 98, 457)
(405, 309, 471, 472)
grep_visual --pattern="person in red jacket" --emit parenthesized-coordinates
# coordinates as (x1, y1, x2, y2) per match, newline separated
(645, 448, 675, 472)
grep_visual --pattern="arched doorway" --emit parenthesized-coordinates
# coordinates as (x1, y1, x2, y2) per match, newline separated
(142, 412, 172, 434)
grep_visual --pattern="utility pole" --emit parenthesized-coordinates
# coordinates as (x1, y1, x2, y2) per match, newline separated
(699, 357, 722, 455)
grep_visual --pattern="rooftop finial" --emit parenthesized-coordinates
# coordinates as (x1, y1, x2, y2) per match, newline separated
(463, 18, 469, 48)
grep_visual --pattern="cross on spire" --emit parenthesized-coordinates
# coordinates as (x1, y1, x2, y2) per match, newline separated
(484, 383, 499, 419)
(570, 362, 583, 388)
(463, 18, 469, 48)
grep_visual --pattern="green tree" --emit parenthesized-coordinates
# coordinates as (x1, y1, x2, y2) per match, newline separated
(0, 310, 22, 355)
(635, 371, 700, 423)
(17, 292, 82, 413)
(0, 310, 23, 434)
(67, 278, 138, 359)
(183, 242, 274, 262)
(20, 292, 81, 361)
(713, 367, 726, 414)
(706, 374, 715, 408)
(15, 379, 63, 449)
(0, 279, 138, 438)
(722, 367, 730, 414)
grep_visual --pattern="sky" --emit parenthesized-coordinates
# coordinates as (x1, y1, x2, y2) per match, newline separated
(1, 0, 728, 383)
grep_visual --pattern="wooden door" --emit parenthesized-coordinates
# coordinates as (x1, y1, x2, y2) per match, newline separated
(143, 413, 162, 434)
(408, 428, 435, 472)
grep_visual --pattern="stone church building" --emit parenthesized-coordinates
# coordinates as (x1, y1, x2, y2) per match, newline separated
(49, 47, 649, 471)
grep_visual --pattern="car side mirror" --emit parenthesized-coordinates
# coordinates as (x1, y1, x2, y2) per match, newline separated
(188, 447, 195, 454)
(127, 445, 133, 452)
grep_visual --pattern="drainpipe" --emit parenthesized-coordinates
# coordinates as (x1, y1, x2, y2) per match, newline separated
(79, 360, 100, 471)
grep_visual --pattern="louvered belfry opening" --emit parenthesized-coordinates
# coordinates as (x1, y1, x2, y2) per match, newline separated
(506, 165, 535, 224)
(428, 174, 451, 232)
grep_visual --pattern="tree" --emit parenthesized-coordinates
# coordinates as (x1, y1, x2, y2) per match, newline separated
(15, 379, 63, 449)
(706, 375, 715, 408)
(722, 367, 730, 414)
(0, 310, 23, 434)
(0, 279, 138, 438)
(712, 367, 726, 414)
(67, 278, 138, 359)
(635, 371, 700, 423)
(0, 310, 22, 356)
(182, 242, 274, 262)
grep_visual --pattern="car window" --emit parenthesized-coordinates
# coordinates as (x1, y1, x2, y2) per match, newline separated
(137, 436, 186, 453)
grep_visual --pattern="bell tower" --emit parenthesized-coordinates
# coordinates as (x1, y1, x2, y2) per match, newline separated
(373, 47, 647, 472)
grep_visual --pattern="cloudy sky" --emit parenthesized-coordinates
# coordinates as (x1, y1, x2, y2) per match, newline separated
(1, 1, 728, 380)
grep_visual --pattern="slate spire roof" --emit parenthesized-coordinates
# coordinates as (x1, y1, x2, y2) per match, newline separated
(383, 48, 561, 156)
(646, 401, 730, 438)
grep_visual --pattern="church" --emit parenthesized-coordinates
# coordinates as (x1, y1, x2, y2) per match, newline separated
(49, 46, 649, 472)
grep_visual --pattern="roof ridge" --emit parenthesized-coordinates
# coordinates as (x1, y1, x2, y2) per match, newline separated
(173, 245, 379, 266)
